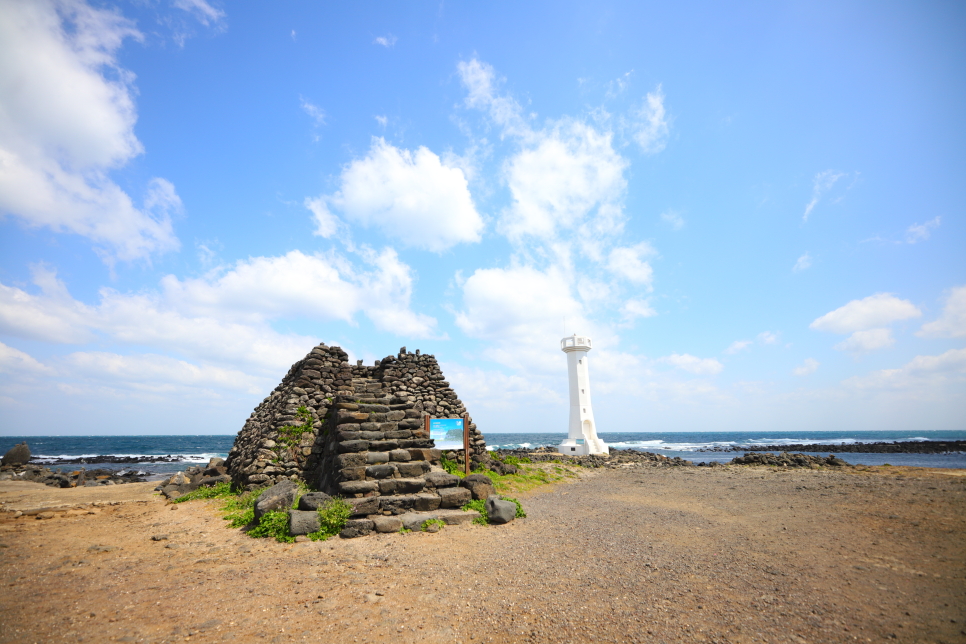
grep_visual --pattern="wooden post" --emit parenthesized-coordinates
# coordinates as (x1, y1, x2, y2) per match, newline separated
(424, 414, 429, 439)
(462, 413, 470, 476)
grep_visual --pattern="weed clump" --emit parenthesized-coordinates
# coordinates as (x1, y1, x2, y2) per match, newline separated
(307, 498, 352, 541)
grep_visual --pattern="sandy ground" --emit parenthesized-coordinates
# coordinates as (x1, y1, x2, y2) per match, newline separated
(0, 464, 963, 644)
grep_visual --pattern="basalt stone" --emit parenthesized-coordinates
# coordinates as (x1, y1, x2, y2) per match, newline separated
(297, 491, 332, 511)
(359, 404, 390, 413)
(386, 430, 412, 440)
(371, 515, 403, 533)
(340, 519, 373, 539)
(339, 467, 366, 481)
(386, 410, 406, 421)
(389, 449, 411, 462)
(345, 496, 380, 516)
(394, 478, 426, 494)
(377, 479, 399, 495)
(358, 431, 385, 441)
(335, 403, 359, 411)
(485, 495, 516, 524)
(366, 464, 395, 479)
(410, 448, 442, 463)
(460, 474, 496, 500)
(198, 474, 231, 487)
(337, 430, 361, 441)
(289, 510, 320, 535)
(379, 496, 415, 514)
(337, 440, 369, 453)
(368, 441, 399, 452)
(396, 461, 429, 477)
(339, 480, 378, 495)
(366, 452, 390, 464)
(414, 493, 441, 511)
(424, 472, 460, 488)
(336, 424, 364, 433)
(1, 442, 30, 467)
(336, 411, 370, 424)
(438, 486, 471, 508)
(253, 479, 298, 522)
(359, 422, 380, 432)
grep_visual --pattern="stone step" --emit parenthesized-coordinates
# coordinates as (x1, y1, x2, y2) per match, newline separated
(397, 509, 481, 531)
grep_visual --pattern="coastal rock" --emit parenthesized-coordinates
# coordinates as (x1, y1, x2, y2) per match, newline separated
(253, 480, 298, 522)
(297, 492, 331, 511)
(288, 510, 320, 536)
(485, 496, 516, 524)
(339, 519, 374, 539)
(460, 474, 496, 500)
(1, 442, 30, 466)
(438, 486, 471, 508)
(371, 515, 403, 533)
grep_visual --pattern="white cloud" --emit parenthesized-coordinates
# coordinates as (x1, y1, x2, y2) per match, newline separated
(793, 252, 811, 272)
(628, 84, 670, 154)
(802, 169, 846, 222)
(304, 196, 340, 238)
(793, 358, 819, 376)
(0, 341, 53, 375)
(660, 353, 724, 375)
(457, 58, 526, 136)
(375, 115, 388, 127)
(373, 34, 397, 48)
(64, 351, 262, 394)
(621, 298, 657, 321)
(0, 0, 181, 261)
(845, 348, 966, 391)
(834, 328, 895, 353)
(724, 340, 752, 355)
(308, 137, 483, 252)
(810, 293, 921, 334)
(172, 0, 225, 26)
(455, 264, 594, 372)
(500, 120, 628, 242)
(607, 243, 656, 288)
(905, 216, 941, 243)
(917, 286, 966, 339)
(0, 250, 438, 375)
(757, 331, 779, 345)
(300, 96, 326, 126)
(660, 210, 684, 230)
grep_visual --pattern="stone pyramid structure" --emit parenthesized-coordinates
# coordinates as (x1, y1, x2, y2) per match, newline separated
(224, 343, 488, 514)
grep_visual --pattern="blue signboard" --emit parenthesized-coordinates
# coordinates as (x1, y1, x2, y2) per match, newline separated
(429, 418, 464, 442)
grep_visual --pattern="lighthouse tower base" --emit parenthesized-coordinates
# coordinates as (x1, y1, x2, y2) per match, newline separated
(557, 437, 609, 456)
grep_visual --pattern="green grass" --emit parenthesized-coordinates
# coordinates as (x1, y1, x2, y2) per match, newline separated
(460, 495, 527, 525)
(307, 498, 352, 541)
(247, 509, 293, 542)
(171, 481, 234, 503)
(421, 518, 446, 532)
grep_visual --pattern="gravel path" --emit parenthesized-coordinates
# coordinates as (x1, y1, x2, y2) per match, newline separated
(0, 465, 962, 643)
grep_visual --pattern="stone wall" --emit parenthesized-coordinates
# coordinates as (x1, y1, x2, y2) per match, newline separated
(224, 344, 487, 512)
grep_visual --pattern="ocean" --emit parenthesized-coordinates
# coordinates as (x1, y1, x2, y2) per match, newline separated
(1, 430, 964, 478)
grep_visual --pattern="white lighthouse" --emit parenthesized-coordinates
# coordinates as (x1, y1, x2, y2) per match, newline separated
(557, 334, 609, 456)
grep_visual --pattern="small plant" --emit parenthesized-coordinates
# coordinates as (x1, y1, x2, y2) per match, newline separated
(398, 526, 412, 534)
(440, 454, 463, 477)
(221, 486, 267, 528)
(502, 455, 531, 466)
(500, 495, 527, 518)
(277, 406, 314, 451)
(307, 498, 352, 541)
(171, 481, 233, 503)
(461, 498, 488, 525)
(421, 518, 446, 532)
(247, 509, 294, 542)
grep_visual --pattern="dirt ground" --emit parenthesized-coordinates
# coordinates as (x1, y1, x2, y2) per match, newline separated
(0, 464, 963, 644)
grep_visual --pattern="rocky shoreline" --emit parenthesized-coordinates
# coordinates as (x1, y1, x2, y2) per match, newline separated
(28, 454, 183, 465)
(493, 447, 853, 469)
(705, 439, 966, 454)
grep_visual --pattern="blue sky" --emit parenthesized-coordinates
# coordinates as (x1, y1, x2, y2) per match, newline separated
(1, 0, 964, 436)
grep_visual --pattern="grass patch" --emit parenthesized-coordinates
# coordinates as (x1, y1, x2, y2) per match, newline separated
(460, 495, 526, 524)
(307, 498, 352, 541)
(247, 509, 293, 542)
(421, 518, 446, 532)
(171, 481, 233, 503)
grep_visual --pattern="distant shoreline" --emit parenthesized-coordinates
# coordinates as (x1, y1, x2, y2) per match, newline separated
(703, 440, 966, 454)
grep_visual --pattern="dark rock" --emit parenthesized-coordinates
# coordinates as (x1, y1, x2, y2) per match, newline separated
(339, 480, 378, 495)
(460, 474, 496, 500)
(297, 491, 331, 511)
(345, 497, 380, 516)
(289, 510, 321, 535)
(366, 452, 390, 464)
(379, 495, 415, 514)
(340, 519, 374, 539)
(1, 442, 30, 466)
(371, 515, 402, 533)
(366, 464, 395, 479)
(485, 495, 516, 524)
(438, 486, 471, 508)
(414, 493, 441, 511)
(198, 474, 230, 487)
(253, 479, 298, 522)
(424, 471, 460, 488)
(396, 461, 429, 477)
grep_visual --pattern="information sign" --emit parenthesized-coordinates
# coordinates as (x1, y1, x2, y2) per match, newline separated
(429, 418, 464, 442)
